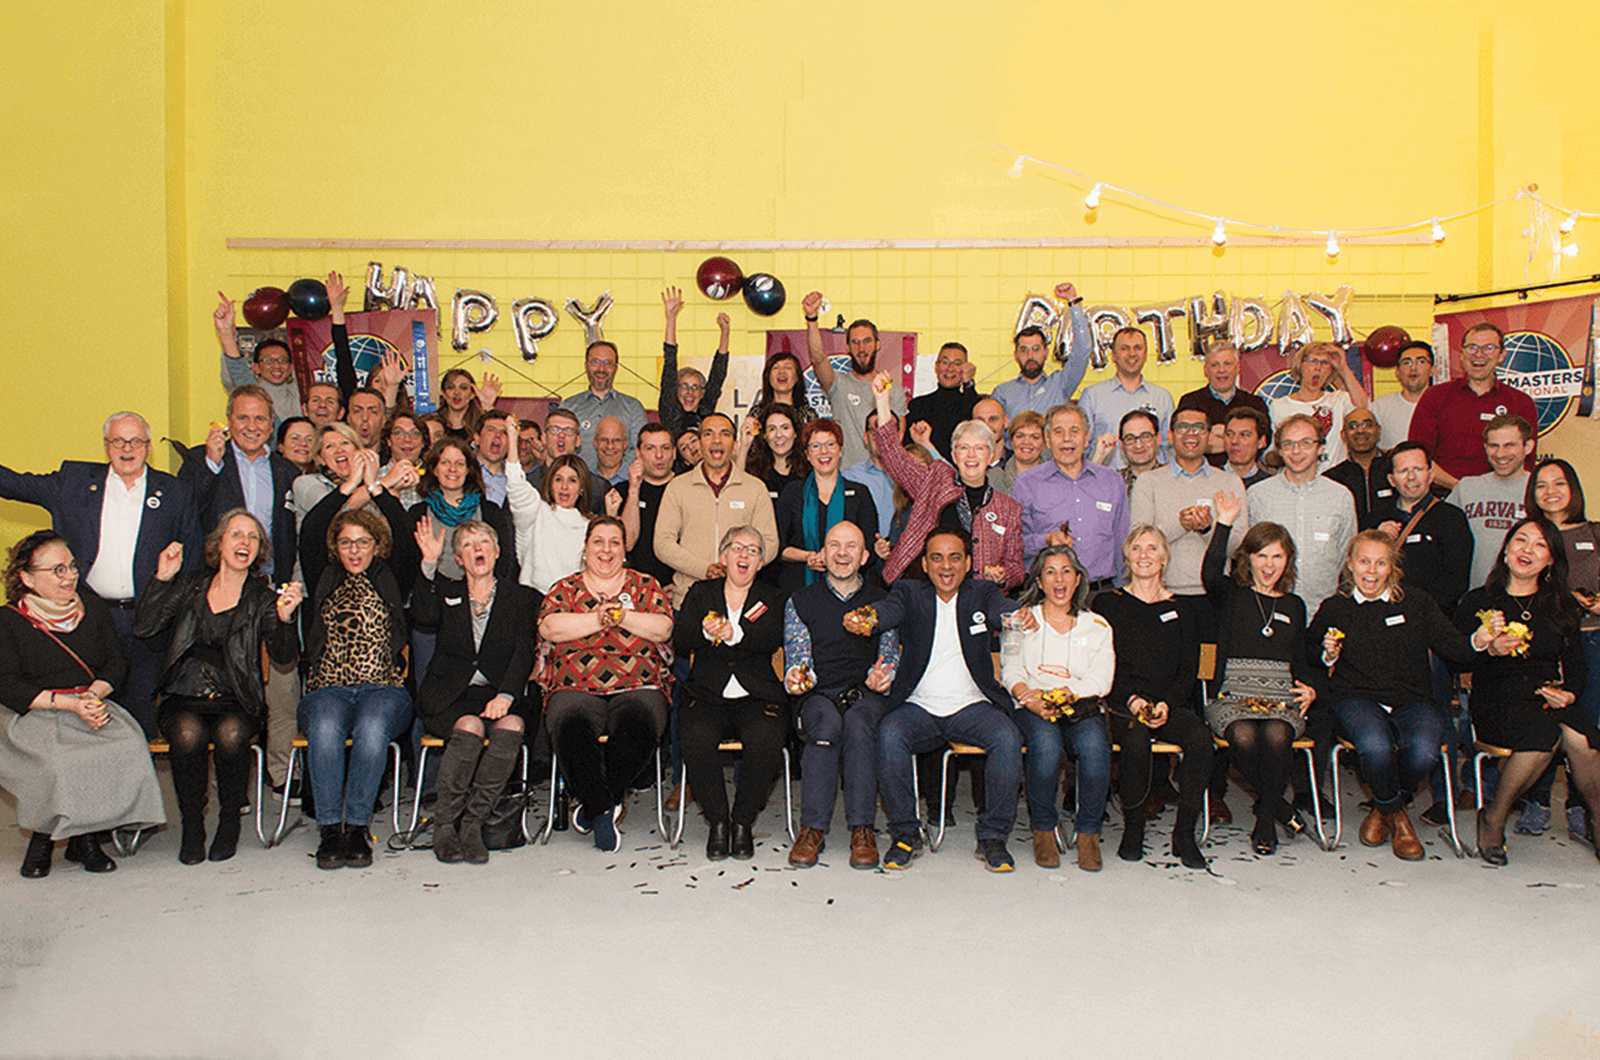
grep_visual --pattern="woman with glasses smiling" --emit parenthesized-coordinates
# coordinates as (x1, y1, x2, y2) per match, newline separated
(295, 509, 416, 869)
(773, 419, 881, 593)
(659, 286, 730, 437)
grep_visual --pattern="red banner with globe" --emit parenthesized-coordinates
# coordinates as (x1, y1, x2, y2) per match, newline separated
(1432, 294, 1596, 437)
(285, 309, 439, 411)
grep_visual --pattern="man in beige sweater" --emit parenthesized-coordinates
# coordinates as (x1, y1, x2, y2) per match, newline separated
(653, 413, 779, 608)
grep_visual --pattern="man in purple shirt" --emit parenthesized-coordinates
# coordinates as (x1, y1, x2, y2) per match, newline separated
(1013, 402, 1130, 590)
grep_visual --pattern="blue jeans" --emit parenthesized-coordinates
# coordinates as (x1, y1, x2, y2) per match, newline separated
(1013, 709, 1110, 835)
(1330, 698, 1443, 812)
(878, 700, 1022, 842)
(297, 685, 414, 827)
(797, 687, 892, 831)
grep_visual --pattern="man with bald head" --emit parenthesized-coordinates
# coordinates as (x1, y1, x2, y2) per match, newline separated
(785, 519, 901, 869)
(593, 416, 629, 486)
(0, 411, 203, 734)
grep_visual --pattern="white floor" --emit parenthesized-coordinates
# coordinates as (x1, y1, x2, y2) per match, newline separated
(2, 765, 1598, 1060)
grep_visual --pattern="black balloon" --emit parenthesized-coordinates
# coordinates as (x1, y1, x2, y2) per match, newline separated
(287, 277, 331, 320)
(741, 273, 786, 316)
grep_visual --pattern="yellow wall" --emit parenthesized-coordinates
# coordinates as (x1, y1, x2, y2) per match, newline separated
(5, 0, 1600, 543)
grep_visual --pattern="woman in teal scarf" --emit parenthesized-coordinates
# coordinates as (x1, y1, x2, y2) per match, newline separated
(774, 419, 880, 594)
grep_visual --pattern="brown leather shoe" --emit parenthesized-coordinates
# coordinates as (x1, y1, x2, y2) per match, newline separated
(848, 825, 879, 870)
(1032, 830, 1061, 868)
(1075, 833, 1102, 872)
(1389, 809, 1425, 861)
(665, 783, 681, 812)
(1209, 799, 1232, 825)
(789, 826, 825, 868)
(1143, 794, 1166, 821)
(1358, 806, 1390, 847)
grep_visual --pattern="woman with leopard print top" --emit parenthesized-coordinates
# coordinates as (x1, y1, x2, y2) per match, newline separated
(296, 508, 415, 870)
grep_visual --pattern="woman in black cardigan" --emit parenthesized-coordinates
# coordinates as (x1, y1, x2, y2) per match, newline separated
(674, 526, 789, 860)
(410, 515, 536, 865)
(1203, 492, 1322, 854)
(135, 510, 302, 864)
(1454, 516, 1600, 865)
(1310, 530, 1499, 861)
(1095, 525, 1212, 870)
(773, 419, 880, 594)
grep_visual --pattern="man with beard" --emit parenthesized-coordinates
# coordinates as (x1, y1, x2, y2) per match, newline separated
(992, 282, 1093, 420)
(559, 340, 648, 472)
(803, 291, 904, 468)
(906, 342, 980, 460)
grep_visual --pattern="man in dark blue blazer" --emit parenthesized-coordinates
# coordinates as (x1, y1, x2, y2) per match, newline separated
(179, 385, 300, 583)
(0, 411, 203, 735)
(845, 526, 1028, 872)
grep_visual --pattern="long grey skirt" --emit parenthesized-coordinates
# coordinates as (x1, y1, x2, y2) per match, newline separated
(0, 702, 167, 839)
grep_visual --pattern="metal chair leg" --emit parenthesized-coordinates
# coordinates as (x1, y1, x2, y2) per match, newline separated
(1439, 743, 1465, 858)
(654, 745, 669, 843)
(518, 746, 532, 845)
(1303, 746, 1332, 851)
(932, 747, 955, 853)
(407, 743, 433, 843)
(388, 742, 404, 839)
(540, 752, 560, 845)
(1327, 744, 1345, 851)
(268, 746, 299, 847)
(253, 744, 269, 849)
(1200, 786, 1212, 846)
(670, 761, 689, 849)
(780, 747, 795, 842)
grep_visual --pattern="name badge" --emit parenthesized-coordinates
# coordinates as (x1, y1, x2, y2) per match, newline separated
(991, 523, 1005, 535)
(1070, 635, 1088, 645)
(1159, 610, 1178, 623)
(1096, 501, 1114, 512)
(1406, 533, 1424, 544)
(730, 500, 746, 509)
(1578, 541, 1596, 551)
(1377, 489, 1393, 498)
(847, 394, 861, 406)
(969, 611, 987, 632)
(1274, 612, 1291, 624)
(744, 601, 768, 622)
(445, 597, 463, 606)
(1479, 413, 1494, 421)
(1385, 614, 1405, 626)
(968, 623, 987, 634)
(1313, 532, 1330, 541)
(146, 496, 161, 509)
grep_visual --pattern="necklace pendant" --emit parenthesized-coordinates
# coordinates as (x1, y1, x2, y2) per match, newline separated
(1261, 624, 1274, 638)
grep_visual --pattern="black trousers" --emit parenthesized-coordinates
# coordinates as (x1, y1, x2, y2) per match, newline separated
(679, 694, 791, 827)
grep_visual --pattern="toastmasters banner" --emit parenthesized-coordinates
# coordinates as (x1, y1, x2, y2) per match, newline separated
(1433, 294, 1596, 438)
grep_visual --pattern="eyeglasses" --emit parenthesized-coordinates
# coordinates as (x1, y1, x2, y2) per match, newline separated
(545, 426, 577, 437)
(679, 382, 705, 393)
(587, 360, 617, 370)
(807, 440, 839, 452)
(106, 438, 150, 450)
(29, 562, 78, 578)
(724, 543, 762, 557)
(1120, 431, 1156, 445)
(1172, 423, 1209, 435)
(391, 428, 424, 440)
(257, 356, 291, 366)
(1280, 439, 1320, 452)
(337, 537, 376, 551)
(1463, 343, 1502, 355)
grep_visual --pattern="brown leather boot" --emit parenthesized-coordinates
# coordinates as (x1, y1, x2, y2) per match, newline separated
(789, 826, 825, 868)
(1358, 806, 1390, 847)
(848, 825, 879, 870)
(1389, 808, 1425, 860)
(1075, 833, 1102, 872)
(1032, 830, 1061, 869)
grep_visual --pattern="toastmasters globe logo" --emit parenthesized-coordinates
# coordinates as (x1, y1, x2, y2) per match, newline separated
(1495, 330, 1580, 437)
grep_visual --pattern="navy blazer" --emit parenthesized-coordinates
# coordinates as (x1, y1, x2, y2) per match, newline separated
(180, 446, 299, 580)
(0, 460, 202, 599)
(871, 577, 1019, 711)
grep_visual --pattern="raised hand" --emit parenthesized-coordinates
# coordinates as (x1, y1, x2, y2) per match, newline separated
(275, 581, 305, 619)
(1093, 432, 1117, 463)
(414, 513, 445, 565)
(628, 456, 643, 486)
(1053, 281, 1078, 303)
(705, 562, 726, 580)
(325, 270, 348, 311)
(717, 312, 731, 336)
(605, 488, 623, 517)
(802, 291, 824, 319)
(909, 420, 932, 449)
(204, 421, 228, 465)
(155, 542, 183, 582)
(662, 286, 684, 320)
(1213, 490, 1242, 525)
(477, 372, 502, 410)
(213, 292, 236, 336)
(874, 534, 892, 560)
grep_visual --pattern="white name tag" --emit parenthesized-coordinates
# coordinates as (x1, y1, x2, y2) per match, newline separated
(1096, 501, 1114, 512)
(1313, 532, 1330, 541)
(1578, 541, 1596, 551)
(990, 523, 1005, 535)
(1406, 533, 1423, 544)
(1274, 612, 1291, 624)
(1377, 489, 1394, 497)
(1479, 413, 1494, 421)
(968, 623, 987, 634)
(1385, 614, 1405, 626)
(730, 500, 745, 509)
(445, 597, 463, 606)
(1160, 610, 1179, 623)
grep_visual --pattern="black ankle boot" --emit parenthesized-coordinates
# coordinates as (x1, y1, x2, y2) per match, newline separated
(20, 833, 53, 878)
(1251, 814, 1278, 856)
(1173, 828, 1209, 870)
(731, 822, 755, 860)
(343, 823, 372, 869)
(179, 818, 207, 865)
(208, 814, 241, 863)
(1117, 812, 1145, 862)
(65, 833, 116, 873)
(706, 820, 731, 861)
(316, 824, 348, 870)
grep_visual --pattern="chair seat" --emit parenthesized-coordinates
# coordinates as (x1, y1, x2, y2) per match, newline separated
(1212, 737, 1316, 750)
(1473, 740, 1513, 758)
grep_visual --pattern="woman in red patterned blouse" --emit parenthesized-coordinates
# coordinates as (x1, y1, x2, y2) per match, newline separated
(538, 516, 675, 852)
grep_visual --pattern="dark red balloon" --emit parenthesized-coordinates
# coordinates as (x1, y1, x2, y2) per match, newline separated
(1363, 325, 1411, 370)
(697, 256, 744, 301)
(241, 287, 290, 330)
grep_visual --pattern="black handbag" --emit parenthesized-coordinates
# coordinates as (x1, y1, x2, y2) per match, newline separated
(479, 791, 529, 850)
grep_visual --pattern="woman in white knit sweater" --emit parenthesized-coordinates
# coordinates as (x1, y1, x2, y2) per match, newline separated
(506, 419, 619, 595)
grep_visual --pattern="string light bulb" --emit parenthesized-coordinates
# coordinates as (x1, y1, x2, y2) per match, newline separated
(1431, 218, 1447, 243)
(1007, 156, 1025, 179)
(1561, 211, 1579, 234)
(1084, 183, 1103, 210)
(1324, 231, 1340, 258)
(1211, 218, 1227, 246)
(1563, 243, 1580, 257)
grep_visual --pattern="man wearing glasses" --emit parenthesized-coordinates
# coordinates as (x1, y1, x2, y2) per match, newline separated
(0, 412, 202, 735)
(1407, 322, 1538, 489)
(541, 408, 608, 514)
(906, 342, 980, 461)
(559, 340, 648, 472)
(1131, 408, 1249, 600)
(1245, 414, 1356, 612)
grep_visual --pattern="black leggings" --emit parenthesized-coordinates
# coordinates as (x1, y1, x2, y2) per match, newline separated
(1108, 708, 1213, 835)
(1224, 718, 1296, 826)
(547, 689, 668, 813)
(160, 702, 257, 820)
